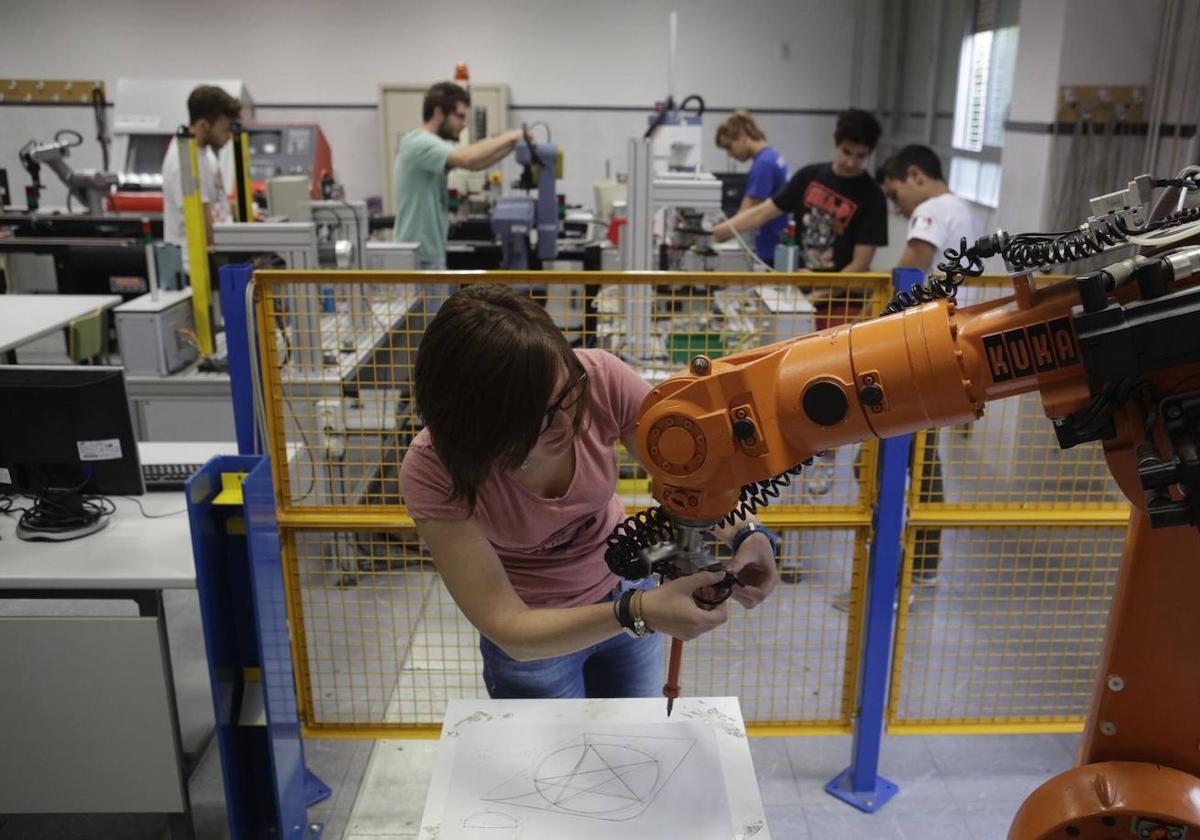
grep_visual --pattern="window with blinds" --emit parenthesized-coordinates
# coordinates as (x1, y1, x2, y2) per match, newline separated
(950, 0, 1020, 206)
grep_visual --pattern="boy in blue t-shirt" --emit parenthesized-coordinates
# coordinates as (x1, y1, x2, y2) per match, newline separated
(715, 110, 789, 263)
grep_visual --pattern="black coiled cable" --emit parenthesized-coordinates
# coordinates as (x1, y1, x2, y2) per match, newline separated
(603, 456, 813, 576)
(718, 459, 811, 529)
(605, 505, 676, 580)
(1003, 216, 1131, 271)
(1003, 205, 1200, 271)
(882, 236, 989, 315)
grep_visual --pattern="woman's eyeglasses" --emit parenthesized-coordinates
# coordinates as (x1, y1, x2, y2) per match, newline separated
(539, 372, 588, 435)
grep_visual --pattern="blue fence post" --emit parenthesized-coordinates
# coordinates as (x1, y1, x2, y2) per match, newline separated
(187, 458, 331, 839)
(191, 266, 331, 837)
(244, 458, 331, 835)
(824, 266, 924, 813)
(218, 263, 257, 455)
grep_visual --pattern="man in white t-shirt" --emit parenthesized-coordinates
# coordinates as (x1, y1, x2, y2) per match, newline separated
(160, 85, 241, 270)
(874, 144, 982, 594)
(877, 144, 982, 272)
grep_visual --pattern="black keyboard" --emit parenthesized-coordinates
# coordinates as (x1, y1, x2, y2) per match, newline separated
(142, 463, 203, 492)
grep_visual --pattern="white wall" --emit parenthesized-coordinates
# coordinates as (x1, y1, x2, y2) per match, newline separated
(995, 0, 1174, 234)
(0, 0, 885, 211)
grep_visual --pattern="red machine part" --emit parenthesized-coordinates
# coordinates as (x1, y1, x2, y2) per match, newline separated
(109, 191, 164, 213)
(109, 122, 333, 213)
(245, 122, 333, 200)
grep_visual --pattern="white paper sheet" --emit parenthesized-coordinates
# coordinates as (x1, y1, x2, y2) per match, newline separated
(430, 722, 734, 840)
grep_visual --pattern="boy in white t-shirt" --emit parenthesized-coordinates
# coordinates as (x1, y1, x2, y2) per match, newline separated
(160, 85, 241, 270)
(877, 144, 982, 272)
(868, 145, 983, 596)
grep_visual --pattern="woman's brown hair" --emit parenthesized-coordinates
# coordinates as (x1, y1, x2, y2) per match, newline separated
(715, 109, 766, 150)
(413, 284, 588, 511)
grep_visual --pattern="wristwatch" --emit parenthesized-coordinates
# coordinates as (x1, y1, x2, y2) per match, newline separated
(731, 522, 781, 556)
(616, 589, 653, 638)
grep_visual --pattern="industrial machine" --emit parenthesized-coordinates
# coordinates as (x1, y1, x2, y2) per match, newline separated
(490, 136, 560, 270)
(645, 94, 705, 174)
(0, 212, 178, 298)
(246, 122, 334, 199)
(623, 138, 723, 272)
(113, 289, 199, 376)
(603, 169, 1200, 836)
(18, 130, 118, 214)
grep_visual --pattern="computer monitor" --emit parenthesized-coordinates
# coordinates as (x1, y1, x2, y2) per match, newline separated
(714, 171, 750, 219)
(0, 365, 144, 497)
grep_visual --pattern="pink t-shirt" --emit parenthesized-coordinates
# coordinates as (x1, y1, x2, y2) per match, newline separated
(400, 349, 650, 608)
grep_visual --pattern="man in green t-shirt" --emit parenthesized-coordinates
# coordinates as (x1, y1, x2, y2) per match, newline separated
(393, 82, 525, 269)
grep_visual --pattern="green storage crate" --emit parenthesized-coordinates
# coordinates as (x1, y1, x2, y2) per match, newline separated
(666, 333, 726, 365)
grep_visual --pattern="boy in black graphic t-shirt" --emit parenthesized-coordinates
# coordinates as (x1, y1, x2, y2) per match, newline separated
(714, 109, 888, 271)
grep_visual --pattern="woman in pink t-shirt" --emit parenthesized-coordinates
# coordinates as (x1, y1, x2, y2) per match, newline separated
(400, 284, 778, 699)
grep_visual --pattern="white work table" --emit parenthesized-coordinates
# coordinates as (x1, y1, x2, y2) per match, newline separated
(0, 441, 230, 589)
(0, 440, 231, 837)
(0, 292, 123, 357)
(0, 493, 195, 589)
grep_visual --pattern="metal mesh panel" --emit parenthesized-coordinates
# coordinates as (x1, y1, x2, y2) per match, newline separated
(888, 524, 1125, 731)
(889, 275, 1129, 732)
(254, 274, 887, 516)
(252, 271, 891, 735)
(691, 526, 869, 728)
(281, 524, 868, 732)
(286, 528, 480, 732)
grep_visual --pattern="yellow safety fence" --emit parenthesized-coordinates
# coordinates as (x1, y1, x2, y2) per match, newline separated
(248, 270, 1124, 739)
(887, 278, 1128, 734)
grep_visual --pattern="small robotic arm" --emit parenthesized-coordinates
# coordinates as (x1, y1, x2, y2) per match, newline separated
(19, 130, 117, 214)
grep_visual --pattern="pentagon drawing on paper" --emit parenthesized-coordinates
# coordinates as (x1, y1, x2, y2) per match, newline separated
(479, 732, 697, 822)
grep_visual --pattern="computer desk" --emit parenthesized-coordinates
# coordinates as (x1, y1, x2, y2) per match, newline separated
(0, 441, 231, 840)
(0, 292, 123, 363)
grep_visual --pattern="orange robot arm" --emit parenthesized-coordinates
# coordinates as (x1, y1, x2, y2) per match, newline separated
(633, 278, 1090, 529)
(617, 235, 1200, 837)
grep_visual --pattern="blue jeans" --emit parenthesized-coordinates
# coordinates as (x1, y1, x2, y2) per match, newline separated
(479, 580, 664, 699)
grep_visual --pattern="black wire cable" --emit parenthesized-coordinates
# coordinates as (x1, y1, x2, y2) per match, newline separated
(883, 177, 1200, 316)
(1153, 172, 1200, 191)
(882, 236, 989, 315)
(92, 87, 110, 172)
(0, 495, 32, 517)
(16, 483, 115, 536)
(718, 458, 812, 529)
(677, 94, 706, 118)
(119, 496, 188, 519)
(524, 121, 552, 143)
(53, 129, 84, 148)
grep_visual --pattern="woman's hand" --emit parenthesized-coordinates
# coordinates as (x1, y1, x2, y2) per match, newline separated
(640, 570, 730, 640)
(726, 533, 779, 609)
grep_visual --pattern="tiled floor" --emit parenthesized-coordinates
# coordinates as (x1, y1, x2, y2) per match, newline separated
(0, 726, 1077, 839)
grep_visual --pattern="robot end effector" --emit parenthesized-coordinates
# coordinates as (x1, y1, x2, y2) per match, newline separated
(19, 130, 117, 214)
(604, 291, 999, 590)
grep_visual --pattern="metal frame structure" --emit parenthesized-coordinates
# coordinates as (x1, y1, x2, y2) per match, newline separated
(188, 264, 1128, 831)
(185, 264, 331, 839)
